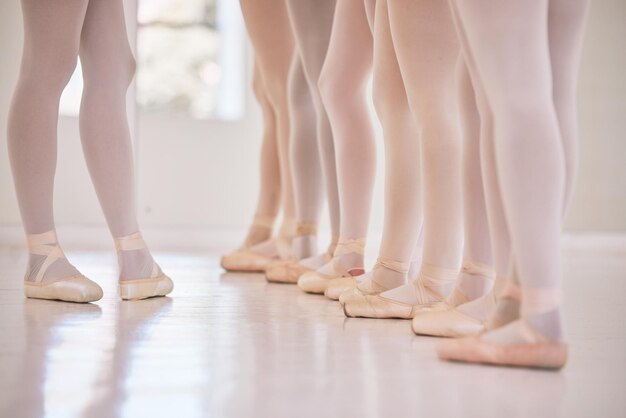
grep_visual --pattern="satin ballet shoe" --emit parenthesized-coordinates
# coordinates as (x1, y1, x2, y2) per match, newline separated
(24, 231, 103, 303)
(221, 250, 275, 273)
(297, 237, 365, 294)
(116, 232, 173, 301)
(324, 276, 358, 300)
(342, 293, 446, 319)
(343, 263, 457, 319)
(338, 256, 410, 305)
(412, 281, 521, 338)
(241, 214, 276, 249)
(446, 260, 495, 308)
(265, 222, 320, 283)
(298, 269, 362, 294)
(411, 306, 489, 338)
(437, 321, 568, 370)
(266, 260, 312, 284)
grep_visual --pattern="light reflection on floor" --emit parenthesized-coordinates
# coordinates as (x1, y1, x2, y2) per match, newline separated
(0, 242, 624, 418)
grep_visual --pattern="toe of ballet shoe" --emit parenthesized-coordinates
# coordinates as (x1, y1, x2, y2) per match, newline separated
(412, 309, 486, 338)
(24, 275, 103, 303)
(220, 251, 272, 272)
(338, 287, 364, 305)
(297, 271, 330, 294)
(437, 337, 568, 370)
(266, 261, 309, 284)
(343, 295, 414, 319)
(119, 275, 174, 301)
(324, 277, 357, 300)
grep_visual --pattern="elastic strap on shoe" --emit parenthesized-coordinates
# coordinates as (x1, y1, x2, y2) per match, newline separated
(27, 230, 66, 283)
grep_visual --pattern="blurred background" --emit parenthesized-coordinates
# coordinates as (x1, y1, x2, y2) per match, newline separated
(0, 0, 625, 253)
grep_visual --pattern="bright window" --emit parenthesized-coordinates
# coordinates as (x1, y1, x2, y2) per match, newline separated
(60, 0, 246, 121)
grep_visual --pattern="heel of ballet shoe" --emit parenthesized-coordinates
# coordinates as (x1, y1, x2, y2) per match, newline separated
(24, 275, 103, 303)
(119, 275, 174, 301)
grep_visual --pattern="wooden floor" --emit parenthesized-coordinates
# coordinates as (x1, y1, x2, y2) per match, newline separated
(0, 237, 624, 418)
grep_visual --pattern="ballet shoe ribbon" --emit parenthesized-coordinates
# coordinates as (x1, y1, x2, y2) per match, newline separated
(27, 230, 66, 283)
(461, 260, 495, 278)
(252, 214, 276, 229)
(115, 232, 147, 252)
(296, 222, 318, 237)
(334, 237, 366, 257)
(374, 256, 410, 274)
(414, 263, 459, 304)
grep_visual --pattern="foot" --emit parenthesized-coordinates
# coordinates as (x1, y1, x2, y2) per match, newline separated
(115, 232, 173, 300)
(342, 264, 458, 319)
(24, 231, 102, 303)
(437, 312, 567, 370)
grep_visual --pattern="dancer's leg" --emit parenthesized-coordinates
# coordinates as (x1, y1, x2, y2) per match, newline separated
(456, 0, 565, 343)
(287, 53, 322, 258)
(286, 0, 337, 258)
(79, 0, 160, 282)
(446, 57, 494, 307)
(383, 0, 463, 304)
(243, 60, 282, 248)
(239, 0, 296, 234)
(7, 0, 89, 282)
(370, 0, 422, 291)
(318, 0, 376, 270)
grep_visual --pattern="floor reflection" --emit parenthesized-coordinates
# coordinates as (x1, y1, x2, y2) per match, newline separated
(0, 247, 623, 418)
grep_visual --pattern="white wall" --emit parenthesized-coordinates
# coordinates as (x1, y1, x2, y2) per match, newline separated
(0, 0, 625, 251)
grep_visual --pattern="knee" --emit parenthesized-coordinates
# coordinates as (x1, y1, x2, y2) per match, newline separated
(21, 50, 78, 96)
(83, 50, 136, 89)
(491, 92, 555, 134)
(372, 76, 411, 128)
(318, 67, 355, 112)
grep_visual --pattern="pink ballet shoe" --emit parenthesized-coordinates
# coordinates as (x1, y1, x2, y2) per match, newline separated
(116, 232, 173, 301)
(437, 322, 568, 370)
(324, 276, 359, 300)
(24, 231, 103, 303)
(338, 256, 410, 305)
(298, 238, 365, 294)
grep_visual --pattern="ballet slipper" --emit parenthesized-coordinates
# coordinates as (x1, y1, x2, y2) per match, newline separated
(413, 308, 487, 337)
(338, 257, 410, 305)
(265, 222, 319, 283)
(324, 276, 358, 300)
(240, 214, 276, 249)
(24, 231, 103, 303)
(266, 260, 313, 284)
(298, 237, 366, 294)
(446, 260, 495, 307)
(116, 232, 173, 301)
(222, 219, 296, 273)
(221, 249, 275, 273)
(412, 276, 511, 338)
(437, 320, 568, 370)
(343, 263, 457, 319)
(342, 293, 446, 319)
